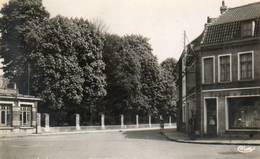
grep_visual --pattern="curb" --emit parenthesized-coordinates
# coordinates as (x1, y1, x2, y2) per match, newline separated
(0, 127, 174, 139)
(161, 132, 260, 146)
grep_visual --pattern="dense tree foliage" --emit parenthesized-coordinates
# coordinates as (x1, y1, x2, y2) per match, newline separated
(103, 34, 142, 118)
(160, 58, 177, 118)
(25, 16, 106, 112)
(127, 35, 164, 115)
(0, 0, 49, 93)
(72, 18, 107, 116)
(103, 34, 167, 121)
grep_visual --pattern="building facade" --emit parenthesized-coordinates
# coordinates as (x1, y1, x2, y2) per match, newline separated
(0, 62, 40, 135)
(0, 88, 40, 135)
(177, 1, 260, 137)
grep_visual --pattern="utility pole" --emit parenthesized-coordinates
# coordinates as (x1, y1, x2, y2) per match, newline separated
(182, 30, 187, 130)
(184, 31, 186, 52)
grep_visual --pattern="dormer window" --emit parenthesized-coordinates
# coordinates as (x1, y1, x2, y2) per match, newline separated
(241, 21, 255, 38)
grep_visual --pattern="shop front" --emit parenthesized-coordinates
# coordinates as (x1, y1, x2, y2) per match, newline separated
(227, 96, 260, 130)
(202, 89, 260, 137)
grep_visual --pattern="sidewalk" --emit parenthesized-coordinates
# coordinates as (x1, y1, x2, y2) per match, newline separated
(0, 126, 175, 139)
(162, 129, 260, 145)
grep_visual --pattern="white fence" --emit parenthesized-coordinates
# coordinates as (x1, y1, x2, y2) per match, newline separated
(37, 113, 176, 133)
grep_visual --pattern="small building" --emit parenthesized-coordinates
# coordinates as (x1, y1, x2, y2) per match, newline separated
(177, 1, 260, 137)
(0, 88, 40, 135)
(0, 60, 40, 135)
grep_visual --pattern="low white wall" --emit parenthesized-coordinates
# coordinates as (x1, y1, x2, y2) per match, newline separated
(41, 123, 176, 133)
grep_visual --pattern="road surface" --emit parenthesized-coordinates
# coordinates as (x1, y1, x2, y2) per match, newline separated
(0, 130, 259, 159)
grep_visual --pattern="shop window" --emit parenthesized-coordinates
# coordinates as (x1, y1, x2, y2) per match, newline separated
(20, 105, 32, 127)
(0, 104, 12, 127)
(241, 21, 255, 38)
(239, 52, 253, 80)
(202, 57, 215, 84)
(228, 97, 260, 129)
(219, 55, 231, 82)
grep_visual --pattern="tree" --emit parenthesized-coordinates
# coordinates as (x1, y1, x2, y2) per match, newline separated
(103, 34, 165, 121)
(103, 34, 142, 122)
(125, 35, 164, 116)
(72, 18, 107, 123)
(25, 16, 84, 109)
(161, 58, 177, 79)
(90, 18, 109, 34)
(0, 0, 49, 94)
(160, 58, 177, 118)
(25, 16, 106, 120)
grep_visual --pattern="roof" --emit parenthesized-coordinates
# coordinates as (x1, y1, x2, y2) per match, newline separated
(213, 2, 260, 25)
(201, 2, 260, 45)
(0, 88, 42, 101)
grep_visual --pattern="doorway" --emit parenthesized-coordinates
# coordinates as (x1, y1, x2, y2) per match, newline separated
(205, 98, 217, 136)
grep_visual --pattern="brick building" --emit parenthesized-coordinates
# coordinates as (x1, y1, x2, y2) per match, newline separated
(177, 1, 260, 137)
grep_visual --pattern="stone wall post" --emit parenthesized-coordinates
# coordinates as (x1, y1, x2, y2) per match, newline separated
(36, 113, 41, 133)
(101, 114, 105, 129)
(169, 116, 172, 126)
(136, 115, 139, 128)
(32, 104, 37, 127)
(44, 113, 50, 132)
(76, 114, 80, 130)
(121, 114, 124, 128)
(149, 114, 152, 128)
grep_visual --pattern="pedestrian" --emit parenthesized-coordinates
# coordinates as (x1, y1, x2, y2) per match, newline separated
(188, 113, 197, 140)
(160, 115, 164, 132)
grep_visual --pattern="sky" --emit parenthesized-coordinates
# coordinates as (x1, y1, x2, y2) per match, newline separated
(1, 0, 260, 62)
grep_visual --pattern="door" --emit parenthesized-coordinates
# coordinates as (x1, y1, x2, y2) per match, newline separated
(205, 99, 217, 136)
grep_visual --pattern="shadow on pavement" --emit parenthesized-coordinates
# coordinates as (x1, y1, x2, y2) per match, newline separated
(122, 129, 170, 141)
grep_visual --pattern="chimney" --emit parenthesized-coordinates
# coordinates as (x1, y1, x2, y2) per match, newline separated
(207, 16, 214, 23)
(220, 0, 227, 14)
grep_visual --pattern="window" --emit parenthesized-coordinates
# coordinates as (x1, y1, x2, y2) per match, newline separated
(238, 52, 254, 80)
(202, 57, 215, 84)
(20, 105, 32, 127)
(228, 97, 260, 129)
(0, 104, 12, 127)
(241, 21, 255, 37)
(219, 55, 231, 82)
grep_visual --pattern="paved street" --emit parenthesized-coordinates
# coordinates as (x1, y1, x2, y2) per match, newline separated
(0, 130, 260, 159)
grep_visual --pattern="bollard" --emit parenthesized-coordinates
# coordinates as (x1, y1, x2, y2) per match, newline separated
(149, 114, 152, 128)
(76, 114, 80, 130)
(36, 113, 41, 134)
(169, 116, 172, 126)
(101, 114, 105, 129)
(44, 113, 50, 132)
(136, 115, 139, 128)
(121, 114, 124, 128)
